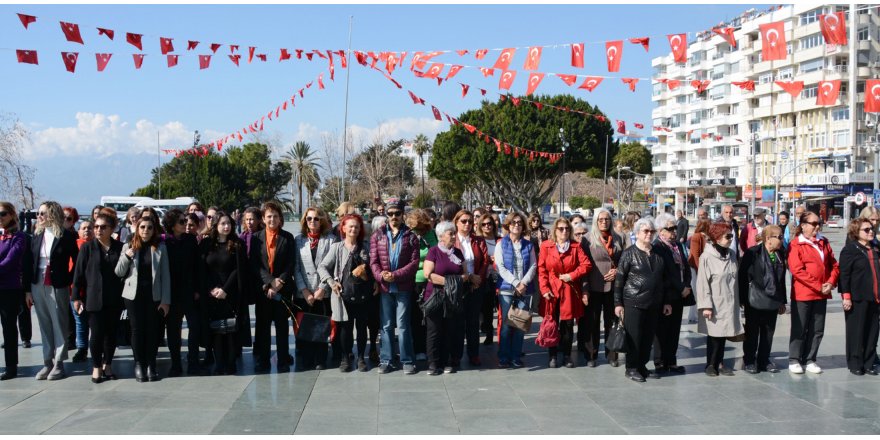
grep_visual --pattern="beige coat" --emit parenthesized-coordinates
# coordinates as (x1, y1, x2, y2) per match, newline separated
(114, 242, 171, 305)
(695, 244, 743, 337)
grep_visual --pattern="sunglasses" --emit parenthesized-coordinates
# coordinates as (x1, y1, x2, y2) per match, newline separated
(805, 221, 821, 227)
(0, 211, 8, 218)
(37, 211, 47, 217)
(387, 211, 403, 218)
(459, 219, 472, 224)
(663, 226, 677, 232)
(481, 222, 494, 227)
(724, 233, 734, 239)
(138, 225, 154, 230)
(642, 229, 656, 234)
(93, 224, 110, 230)
(65, 216, 76, 222)
(574, 231, 585, 236)
(306, 216, 320, 222)
(556, 226, 570, 231)
(862, 228, 876, 234)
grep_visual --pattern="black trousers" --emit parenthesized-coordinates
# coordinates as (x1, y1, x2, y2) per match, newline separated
(88, 308, 121, 369)
(462, 284, 486, 358)
(18, 294, 31, 342)
(480, 280, 496, 339)
(410, 282, 428, 355)
(166, 299, 202, 366)
(706, 336, 727, 368)
(549, 303, 576, 359)
(367, 293, 380, 350)
(294, 297, 330, 367)
(579, 290, 617, 361)
(743, 304, 779, 367)
(845, 300, 880, 372)
(124, 290, 162, 366)
(0, 290, 22, 368)
(425, 309, 463, 369)
(254, 294, 291, 365)
(653, 302, 684, 367)
(212, 332, 236, 372)
(623, 305, 658, 370)
(337, 302, 369, 361)
(789, 299, 826, 364)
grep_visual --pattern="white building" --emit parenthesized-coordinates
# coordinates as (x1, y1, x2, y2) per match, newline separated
(398, 140, 431, 179)
(651, 4, 880, 220)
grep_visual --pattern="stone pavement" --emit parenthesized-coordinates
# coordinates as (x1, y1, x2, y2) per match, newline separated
(1, 228, 880, 434)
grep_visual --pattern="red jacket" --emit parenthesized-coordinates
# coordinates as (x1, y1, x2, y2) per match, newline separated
(537, 240, 593, 320)
(788, 235, 840, 302)
(453, 234, 490, 285)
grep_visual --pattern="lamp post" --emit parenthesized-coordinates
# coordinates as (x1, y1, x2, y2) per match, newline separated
(750, 132, 759, 220)
(616, 165, 631, 213)
(559, 128, 569, 215)
(191, 130, 200, 197)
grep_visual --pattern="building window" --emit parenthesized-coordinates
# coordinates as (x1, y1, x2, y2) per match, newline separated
(749, 120, 761, 133)
(833, 129, 850, 147)
(799, 33, 823, 51)
(802, 85, 818, 99)
(800, 8, 820, 25)
(799, 58, 824, 74)
(831, 108, 849, 121)
(859, 27, 869, 41)
(676, 95, 687, 104)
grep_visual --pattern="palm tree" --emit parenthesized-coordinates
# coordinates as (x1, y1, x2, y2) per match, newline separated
(283, 141, 322, 215)
(412, 134, 431, 196)
(302, 163, 321, 209)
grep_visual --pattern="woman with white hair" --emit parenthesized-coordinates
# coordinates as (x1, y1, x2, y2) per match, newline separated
(651, 213, 693, 375)
(613, 217, 672, 382)
(578, 208, 624, 368)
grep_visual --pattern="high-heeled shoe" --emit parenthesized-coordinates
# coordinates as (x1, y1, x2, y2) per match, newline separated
(90, 375, 104, 384)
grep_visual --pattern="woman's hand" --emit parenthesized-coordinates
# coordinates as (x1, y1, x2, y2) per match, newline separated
(542, 291, 554, 301)
(663, 304, 672, 316)
(305, 294, 315, 306)
(125, 248, 134, 259)
(313, 288, 325, 301)
(215, 289, 227, 300)
(681, 287, 692, 298)
(559, 273, 572, 283)
(469, 274, 482, 286)
(514, 283, 527, 296)
(842, 299, 853, 312)
(352, 264, 367, 280)
(157, 303, 169, 317)
(702, 309, 713, 319)
(603, 268, 617, 282)
(25, 292, 33, 308)
(821, 283, 832, 295)
(778, 304, 786, 315)
(582, 294, 589, 306)
(330, 281, 342, 294)
(614, 306, 624, 318)
(73, 300, 83, 315)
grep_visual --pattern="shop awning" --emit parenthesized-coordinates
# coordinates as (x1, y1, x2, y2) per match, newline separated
(801, 196, 838, 202)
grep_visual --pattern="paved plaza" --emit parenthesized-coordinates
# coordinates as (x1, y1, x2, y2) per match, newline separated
(1, 228, 879, 434)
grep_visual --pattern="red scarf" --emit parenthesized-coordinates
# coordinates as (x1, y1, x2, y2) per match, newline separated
(307, 232, 321, 249)
(601, 231, 614, 258)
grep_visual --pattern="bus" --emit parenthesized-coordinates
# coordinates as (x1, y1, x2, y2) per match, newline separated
(100, 196, 198, 220)
(134, 197, 198, 211)
(100, 196, 154, 214)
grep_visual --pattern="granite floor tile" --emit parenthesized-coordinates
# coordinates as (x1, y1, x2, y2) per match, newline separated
(743, 397, 839, 422)
(0, 390, 39, 410)
(211, 409, 300, 434)
(43, 408, 143, 434)
(379, 391, 451, 410)
(7, 389, 98, 411)
(0, 407, 80, 434)
(295, 407, 377, 435)
(529, 404, 623, 434)
(130, 408, 227, 434)
(452, 408, 541, 434)
(515, 389, 596, 408)
(84, 389, 167, 410)
(599, 402, 698, 428)
(809, 396, 880, 420)
(377, 408, 459, 434)
(447, 388, 526, 411)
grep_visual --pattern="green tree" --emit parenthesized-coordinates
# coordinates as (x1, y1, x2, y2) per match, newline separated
(583, 196, 601, 211)
(568, 196, 585, 210)
(302, 163, 321, 209)
(428, 94, 616, 213)
(613, 141, 653, 210)
(283, 141, 322, 215)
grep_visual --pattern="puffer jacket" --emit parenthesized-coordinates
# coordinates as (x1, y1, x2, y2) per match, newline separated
(369, 225, 420, 293)
(613, 244, 671, 309)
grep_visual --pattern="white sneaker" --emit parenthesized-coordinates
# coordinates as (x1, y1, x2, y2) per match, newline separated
(805, 362, 823, 374)
(789, 362, 804, 374)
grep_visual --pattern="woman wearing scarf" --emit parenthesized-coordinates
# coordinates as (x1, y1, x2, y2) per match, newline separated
(651, 213, 693, 375)
(294, 207, 337, 371)
(537, 217, 592, 368)
(838, 218, 880, 376)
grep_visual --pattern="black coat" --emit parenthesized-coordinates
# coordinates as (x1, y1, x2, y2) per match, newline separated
(164, 233, 200, 308)
(738, 244, 788, 308)
(72, 239, 124, 312)
(23, 228, 78, 288)
(248, 228, 297, 299)
(613, 245, 672, 310)
(838, 241, 880, 304)
(653, 239, 693, 305)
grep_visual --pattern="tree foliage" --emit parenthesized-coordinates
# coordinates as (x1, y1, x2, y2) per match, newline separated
(283, 141, 322, 215)
(613, 141, 653, 210)
(428, 94, 616, 213)
(134, 142, 292, 211)
(347, 139, 415, 202)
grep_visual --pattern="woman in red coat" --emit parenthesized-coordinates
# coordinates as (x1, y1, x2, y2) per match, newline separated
(538, 217, 592, 368)
(787, 211, 839, 375)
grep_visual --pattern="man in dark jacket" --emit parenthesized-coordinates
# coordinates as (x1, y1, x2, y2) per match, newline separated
(675, 210, 689, 247)
(369, 202, 420, 375)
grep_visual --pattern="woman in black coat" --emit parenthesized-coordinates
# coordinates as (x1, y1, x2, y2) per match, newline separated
(199, 212, 249, 375)
(651, 214, 693, 375)
(162, 209, 203, 376)
(838, 219, 880, 376)
(72, 213, 124, 383)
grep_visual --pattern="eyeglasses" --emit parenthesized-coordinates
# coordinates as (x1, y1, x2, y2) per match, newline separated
(556, 226, 570, 231)
(481, 222, 494, 227)
(574, 232, 585, 236)
(862, 228, 876, 234)
(805, 221, 821, 227)
(724, 233, 734, 239)
(510, 220, 523, 226)
(306, 216, 320, 222)
(459, 219, 472, 224)
(0, 211, 8, 218)
(65, 216, 75, 222)
(387, 211, 402, 218)
(597, 218, 610, 222)
(642, 229, 656, 234)
(138, 225, 154, 230)
(663, 226, 677, 232)
(207, 215, 214, 220)
(93, 224, 110, 230)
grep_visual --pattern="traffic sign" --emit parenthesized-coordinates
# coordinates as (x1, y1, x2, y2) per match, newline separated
(855, 192, 866, 206)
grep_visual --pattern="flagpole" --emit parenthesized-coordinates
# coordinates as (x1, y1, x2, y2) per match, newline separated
(602, 135, 609, 207)
(340, 15, 353, 203)
(157, 131, 162, 199)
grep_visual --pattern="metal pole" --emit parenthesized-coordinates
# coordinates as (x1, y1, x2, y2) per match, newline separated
(157, 131, 161, 199)
(751, 135, 757, 219)
(616, 166, 621, 213)
(602, 135, 609, 205)
(341, 16, 353, 203)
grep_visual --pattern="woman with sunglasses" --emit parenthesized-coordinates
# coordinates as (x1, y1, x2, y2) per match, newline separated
(0, 202, 27, 379)
(72, 213, 124, 383)
(68, 209, 93, 364)
(695, 222, 743, 377)
(538, 217, 592, 368)
(25, 201, 79, 380)
(293, 207, 337, 371)
(495, 212, 536, 368)
(787, 212, 839, 375)
(161, 209, 203, 376)
(476, 210, 501, 346)
(452, 209, 491, 368)
(115, 217, 171, 382)
(738, 225, 787, 374)
(651, 213, 693, 375)
(838, 218, 880, 376)
(614, 217, 670, 382)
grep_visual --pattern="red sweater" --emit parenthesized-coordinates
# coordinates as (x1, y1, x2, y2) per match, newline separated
(787, 235, 839, 301)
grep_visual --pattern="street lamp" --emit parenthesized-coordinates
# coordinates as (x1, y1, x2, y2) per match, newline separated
(559, 128, 569, 215)
(192, 130, 200, 197)
(616, 165, 631, 213)
(750, 132, 759, 221)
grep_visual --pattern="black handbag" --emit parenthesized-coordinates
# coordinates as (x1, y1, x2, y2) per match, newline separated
(606, 318, 627, 353)
(294, 312, 331, 343)
(419, 285, 445, 317)
(209, 316, 238, 335)
(747, 281, 782, 311)
(341, 245, 373, 304)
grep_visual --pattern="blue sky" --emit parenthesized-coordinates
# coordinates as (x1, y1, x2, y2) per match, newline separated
(1, 3, 761, 210)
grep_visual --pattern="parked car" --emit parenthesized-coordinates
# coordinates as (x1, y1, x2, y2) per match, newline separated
(826, 215, 843, 228)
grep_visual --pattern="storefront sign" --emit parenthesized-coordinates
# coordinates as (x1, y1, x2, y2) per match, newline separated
(688, 177, 737, 187)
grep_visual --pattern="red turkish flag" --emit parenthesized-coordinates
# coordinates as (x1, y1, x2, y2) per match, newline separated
(445, 65, 463, 80)
(634, 123, 645, 129)
(732, 80, 755, 91)
(498, 70, 517, 91)
(248, 47, 255, 63)
(187, 40, 199, 50)
(475, 49, 488, 60)
(18, 14, 36, 29)
(431, 106, 442, 121)
(423, 63, 444, 79)
(667, 34, 687, 63)
(578, 76, 603, 92)
(280, 49, 291, 61)
(616, 120, 626, 134)
(15, 49, 39, 64)
(229, 54, 241, 66)
(210, 43, 221, 53)
(461, 84, 470, 98)
(126, 33, 143, 50)
(199, 55, 211, 70)
(712, 27, 737, 47)
(60, 22, 84, 44)
(622, 78, 639, 92)
(98, 28, 114, 40)
(866, 79, 880, 113)
(523, 46, 542, 70)
(408, 91, 425, 105)
(819, 12, 847, 45)
(493, 48, 516, 70)
(318, 74, 325, 89)
(167, 54, 179, 68)
(557, 74, 578, 86)
(629, 37, 650, 52)
(96, 53, 112, 72)
(605, 40, 622, 72)
(160, 37, 174, 55)
(691, 80, 710, 94)
(526, 72, 545, 96)
(816, 80, 841, 105)
(760, 21, 787, 61)
(61, 52, 78, 73)
(571, 43, 584, 68)
(132, 54, 145, 69)
(257, 54, 267, 62)
(455, 49, 468, 56)
(479, 67, 495, 77)
(774, 81, 804, 98)
(230, 45, 239, 53)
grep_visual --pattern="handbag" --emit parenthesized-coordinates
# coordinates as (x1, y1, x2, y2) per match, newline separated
(209, 316, 238, 335)
(341, 246, 373, 304)
(606, 318, 627, 353)
(419, 285, 445, 317)
(747, 281, 782, 311)
(726, 333, 746, 343)
(535, 303, 560, 348)
(506, 296, 532, 332)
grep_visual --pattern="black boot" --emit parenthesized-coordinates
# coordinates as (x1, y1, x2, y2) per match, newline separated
(0, 367, 17, 380)
(147, 362, 159, 382)
(168, 358, 183, 377)
(134, 363, 146, 383)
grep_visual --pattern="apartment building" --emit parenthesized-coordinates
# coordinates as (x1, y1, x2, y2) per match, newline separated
(651, 4, 880, 220)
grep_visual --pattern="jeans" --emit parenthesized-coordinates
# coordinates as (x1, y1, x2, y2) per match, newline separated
(69, 300, 88, 349)
(497, 293, 528, 363)
(379, 291, 414, 365)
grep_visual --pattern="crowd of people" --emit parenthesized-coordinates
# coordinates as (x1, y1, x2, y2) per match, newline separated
(0, 198, 877, 383)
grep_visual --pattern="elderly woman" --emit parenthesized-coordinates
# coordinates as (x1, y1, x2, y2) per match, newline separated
(787, 211, 839, 374)
(696, 222, 743, 377)
(620, 211, 642, 248)
(451, 210, 490, 367)
(406, 209, 437, 362)
(651, 213, 693, 375)
(614, 217, 671, 382)
(294, 207, 337, 371)
(839, 218, 880, 376)
(476, 209, 501, 346)
(579, 208, 624, 368)
(687, 218, 712, 324)
(738, 225, 787, 374)
(0, 202, 28, 380)
(495, 212, 536, 368)
(538, 217, 592, 368)
(423, 221, 469, 375)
